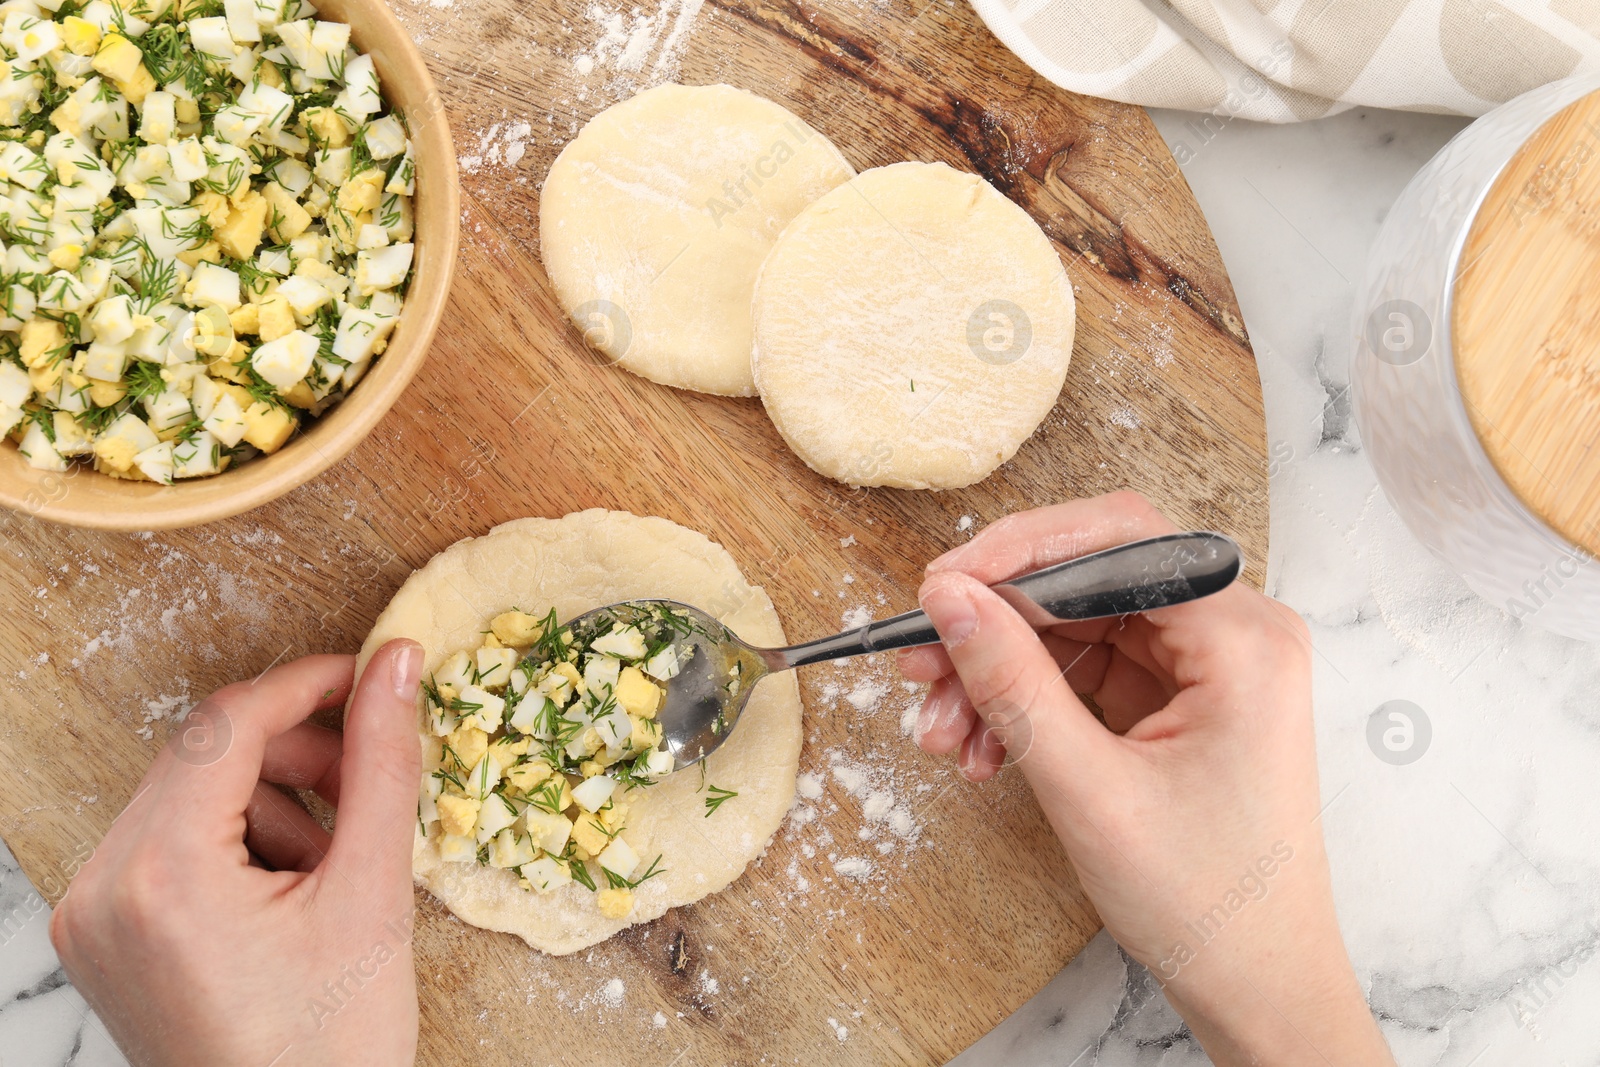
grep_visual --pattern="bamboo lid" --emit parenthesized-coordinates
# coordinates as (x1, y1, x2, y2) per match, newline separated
(1453, 90, 1600, 557)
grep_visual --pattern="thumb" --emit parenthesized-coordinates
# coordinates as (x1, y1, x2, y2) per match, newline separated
(325, 639, 423, 893)
(918, 571, 1115, 791)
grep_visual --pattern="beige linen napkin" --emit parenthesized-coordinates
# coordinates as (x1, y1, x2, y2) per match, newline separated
(967, 0, 1600, 121)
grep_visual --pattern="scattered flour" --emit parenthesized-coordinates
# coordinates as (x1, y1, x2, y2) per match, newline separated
(844, 682, 886, 712)
(1138, 319, 1175, 367)
(459, 121, 534, 175)
(598, 978, 625, 1007)
(568, 0, 705, 80)
(652, 1011, 667, 1028)
(839, 535, 857, 548)
(1108, 405, 1141, 430)
(956, 515, 974, 532)
(861, 790, 893, 822)
(841, 606, 872, 629)
(833, 857, 873, 880)
(827, 752, 923, 845)
(135, 691, 195, 740)
(832, 762, 868, 795)
(828, 1017, 849, 1042)
(796, 772, 823, 800)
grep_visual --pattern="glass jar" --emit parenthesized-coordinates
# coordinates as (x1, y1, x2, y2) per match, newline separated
(1352, 75, 1600, 642)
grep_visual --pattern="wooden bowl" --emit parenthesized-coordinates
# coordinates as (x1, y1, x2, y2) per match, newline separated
(0, 0, 460, 531)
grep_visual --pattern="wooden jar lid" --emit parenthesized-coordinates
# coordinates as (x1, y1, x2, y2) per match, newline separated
(1453, 89, 1600, 557)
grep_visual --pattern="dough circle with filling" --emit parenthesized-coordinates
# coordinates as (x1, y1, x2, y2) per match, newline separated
(353, 509, 802, 955)
(752, 161, 1076, 489)
(540, 83, 854, 397)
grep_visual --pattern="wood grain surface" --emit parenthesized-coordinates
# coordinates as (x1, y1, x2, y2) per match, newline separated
(1454, 88, 1600, 558)
(0, 0, 1267, 1063)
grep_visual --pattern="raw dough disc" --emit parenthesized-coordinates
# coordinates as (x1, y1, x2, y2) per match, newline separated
(752, 161, 1076, 490)
(353, 509, 803, 955)
(539, 83, 855, 397)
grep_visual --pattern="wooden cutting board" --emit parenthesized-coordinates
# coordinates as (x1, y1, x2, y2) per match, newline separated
(0, 0, 1267, 1063)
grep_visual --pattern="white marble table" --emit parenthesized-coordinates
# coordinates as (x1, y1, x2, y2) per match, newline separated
(6, 104, 1598, 1066)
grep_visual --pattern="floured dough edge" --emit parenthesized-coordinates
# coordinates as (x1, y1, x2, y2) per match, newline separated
(352, 509, 802, 955)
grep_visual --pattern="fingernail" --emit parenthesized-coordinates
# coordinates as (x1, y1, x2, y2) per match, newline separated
(914, 694, 940, 744)
(920, 580, 978, 647)
(392, 641, 423, 699)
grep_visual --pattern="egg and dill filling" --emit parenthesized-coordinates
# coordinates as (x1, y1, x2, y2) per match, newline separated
(0, 0, 418, 483)
(417, 604, 712, 919)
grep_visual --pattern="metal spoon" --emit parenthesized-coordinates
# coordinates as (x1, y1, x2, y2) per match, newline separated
(571, 531, 1242, 768)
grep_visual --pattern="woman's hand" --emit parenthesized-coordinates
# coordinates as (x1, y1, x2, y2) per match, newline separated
(899, 492, 1393, 1067)
(51, 640, 424, 1067)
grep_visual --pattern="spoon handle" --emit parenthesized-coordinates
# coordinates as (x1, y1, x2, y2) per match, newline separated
(767, 531, 1242, 671)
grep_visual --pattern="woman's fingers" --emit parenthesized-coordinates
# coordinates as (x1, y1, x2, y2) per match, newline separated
(957, 718, 1008, 782)
(261, 722, 344, 806)
(927, 491, 1179, 585)
(896, 644, 953, 683)
(930, 492, 1299, 707)
(918, 571, 1121, 794)
(913, 676, 976, 754)
(322, 641, 423, 896)
(1039, 632, 1108, 692)
(153, 656, 357, 840)
(1093, 648, 1177, 733)
(245, 783, 333, 874)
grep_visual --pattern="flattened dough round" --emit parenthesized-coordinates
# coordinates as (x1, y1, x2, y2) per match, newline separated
(353, 510, 802, 955)
(540, 83, 854, 396)
(752, 161, 1076, 489)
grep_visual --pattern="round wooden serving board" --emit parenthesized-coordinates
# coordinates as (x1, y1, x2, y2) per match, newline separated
(0, 0, 1266, 1063)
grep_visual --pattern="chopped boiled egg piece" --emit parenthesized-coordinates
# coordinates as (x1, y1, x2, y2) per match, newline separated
(590, 626, 648, 660)
(571, 774, 617, 814)
(614, 666, 663, 719)
(475, 646, 518, 688)
(133, 441, 174, 484)
(275, 274, 330, 320)
(642, 750, 676, 780)
(473, 792, 516, 844)
(458, 684, 505, 733)
(0, 361, 30, 408)
(519, 856, 570, 893)
(433, 650, 473, 689)
(201, 391, 248, 447)
(596, 887, 634, 918)
(490, 829, 535, 869)
(354, 242, 413, 295)
(436, 793, 480, 837)
(583, 654, 620, 697)
(187, 16, 237, 59)
(591, 704, 630, 750)
(2, 13, 61, 64)
(172, 430, 224, 478)
(642, 645, 682, 681)
(241, 401, 296, 453)
(18, 420, 67, 471)
(597, 837, 639, 881)
(523, 809, 575, 856)
(437, 833, 476, 864)
(249, 329, 317, 392)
